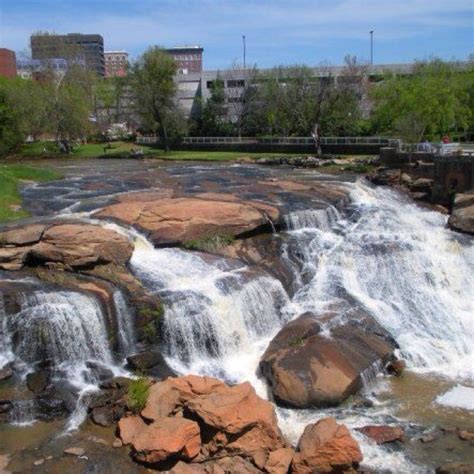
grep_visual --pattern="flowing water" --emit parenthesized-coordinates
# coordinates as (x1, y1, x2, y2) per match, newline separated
(1, 160, 472, 472)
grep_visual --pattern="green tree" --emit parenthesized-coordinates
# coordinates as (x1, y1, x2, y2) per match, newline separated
(132, 46, 182, 151)
(371, 58, 472, 145)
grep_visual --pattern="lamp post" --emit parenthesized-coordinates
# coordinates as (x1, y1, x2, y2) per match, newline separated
(243, 35, 246, 69)
(370, 30, 374, 65)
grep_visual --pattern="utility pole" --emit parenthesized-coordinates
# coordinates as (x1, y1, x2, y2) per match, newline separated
(243, 35, 246, 69)
(370, 30, 374, 65)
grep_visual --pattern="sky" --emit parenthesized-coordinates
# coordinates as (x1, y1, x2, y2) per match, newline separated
(0, 0, 473, 69)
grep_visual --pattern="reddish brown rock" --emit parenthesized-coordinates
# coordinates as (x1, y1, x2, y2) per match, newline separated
(264, 447, 295, 474)
(118, 415, 147, 445)
(386, 359, 406, 376)
(448, 193, 474, 235)
(94, 197, 279, 246)
(292, 418, 363, 473)
(356, 425, 404, 444)
(0, 223, 133, 270)
(132, 417, 201, 464)
(260, 310, 396, 408)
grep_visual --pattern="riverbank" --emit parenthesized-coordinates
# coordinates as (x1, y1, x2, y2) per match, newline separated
(0, 164, 60, 222)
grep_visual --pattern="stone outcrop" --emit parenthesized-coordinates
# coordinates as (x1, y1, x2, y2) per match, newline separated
(448, 193, 474, 235)
(291, 417, 363, 473)
(94, 196, 280, 246)
(0, 222, 133, 271)
(118, 375, 289, 470)
(260, 310, 397, 408)
(356, 425, 404, 444)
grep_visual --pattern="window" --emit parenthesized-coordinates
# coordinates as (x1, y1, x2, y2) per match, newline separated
(227, 79, 245, 88)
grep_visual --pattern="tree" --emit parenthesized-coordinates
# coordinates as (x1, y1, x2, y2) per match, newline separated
(371, 58, 472, 146)
(132, 46, 182, 151)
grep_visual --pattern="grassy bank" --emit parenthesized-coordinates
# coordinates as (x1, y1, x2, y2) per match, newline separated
(14, 141, 315, 162)
(0, 164, 60, 222)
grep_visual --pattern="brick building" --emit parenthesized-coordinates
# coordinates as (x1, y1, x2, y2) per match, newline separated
(165, 46, 203, 75)
(0, 48, 17, 78)
(31, 33, 105, 76)
(105, 50, 128, 77)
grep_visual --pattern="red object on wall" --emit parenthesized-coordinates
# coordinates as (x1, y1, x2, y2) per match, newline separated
(0, 48, 17, 78)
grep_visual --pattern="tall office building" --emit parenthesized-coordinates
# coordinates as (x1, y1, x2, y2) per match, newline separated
(31, 33, 105, 76)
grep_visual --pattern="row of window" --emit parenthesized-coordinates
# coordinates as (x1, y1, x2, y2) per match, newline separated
(206, 79, 246, 89)
(106, 56, 127, 62)
(173, 54, 200, 61)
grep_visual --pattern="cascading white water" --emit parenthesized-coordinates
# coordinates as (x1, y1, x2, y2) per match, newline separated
(131, 244, 291, 391)
(113, 290, 136, 356)
(285, 181, 474, 380)
(7, 290, 112, 366)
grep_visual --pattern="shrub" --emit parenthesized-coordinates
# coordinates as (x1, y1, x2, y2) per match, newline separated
(183, 233, 234, 252)
(127, 377, 150, 413)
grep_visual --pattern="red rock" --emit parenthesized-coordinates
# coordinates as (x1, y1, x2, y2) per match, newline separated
(94, 197, 279, 246)
(386, 359, 406, 376)
(356, 425, 404, 444)
(264, 447, 295, 474)
(131, 417, 201, 464)
(0, 224, 45, 245)
(118, 415, 147, 445)
(292, 418, 363, 473)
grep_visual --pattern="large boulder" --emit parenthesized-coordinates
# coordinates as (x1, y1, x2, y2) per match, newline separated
(260, 310, 397, 407)
(448, 193, 474, 235)
(0, 223, 133, 270)
(291, 417, 363, 473)
(118, 375, 288, 469)
(94, 197, 280, 246)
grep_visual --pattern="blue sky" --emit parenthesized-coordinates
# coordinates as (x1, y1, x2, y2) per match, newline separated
(1, 0, 472, 68)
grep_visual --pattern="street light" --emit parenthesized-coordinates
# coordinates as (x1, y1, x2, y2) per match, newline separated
(243, 35, 246, 69)
(370, 30, 374, 65)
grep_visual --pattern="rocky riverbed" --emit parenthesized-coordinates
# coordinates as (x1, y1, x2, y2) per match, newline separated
(0, 159, 473, 473)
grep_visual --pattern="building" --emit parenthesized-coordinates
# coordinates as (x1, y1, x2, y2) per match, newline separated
(31, 33, 105, 76)
(16, 58, 81, 80)
(0, 48, 17, 78)
(105, 51, 128, 77)
(165, 46, 203, 75)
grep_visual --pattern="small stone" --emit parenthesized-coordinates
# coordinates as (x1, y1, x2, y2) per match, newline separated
(46, 456, 53, 460)
(88, 435, 108, 445)
(113, 438, 123, 448)
(458, 430, 474, 441)
(33, 459, 45, 466)
(386, 359, 406, 376)
(64, 447, 85, 457)
(0, 365, 13, 381)
(419, 434, 438, 443)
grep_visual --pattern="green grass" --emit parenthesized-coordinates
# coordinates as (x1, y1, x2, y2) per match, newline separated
(183, 233, 235, 252)
(127, 377, 150, 413)
(0, 163, 60, 222)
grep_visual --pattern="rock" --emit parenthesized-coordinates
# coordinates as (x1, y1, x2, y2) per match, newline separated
(409, 178, 433, 193)
(400, 173, 413, 186)
(33, 459, 45, 466)
(170, 456, 261, 473)
(125, 416, 201, 464)
(112, 438, 123, 448)
(260, 310, 396, 407)
(85, 361, 114, 382)
(0, 365, 13, 381)
(64, 447, 85, 457)
(26, 370, 50, 394)
(448, 193, 474, 235)
(0, 223, 133, 271)
(367, 168, 401, 186)
(419, 433, 438, 443)
(36, 396, 69, 421)
(119, 415, 147, 445)
(264, 447, 295, 474)
(126, 350, 175, 378)
(386, 359, 406, 376)
(119, 375, 288, 469)
(292, 418, 363, 473)
(436, 462, 474, 473)
(0, 454, 10, 474)
(458, 430, 474, 441)
(356, 425, 404, 444)
(90, 404, 125, 427)
(94, 197, 279, 246)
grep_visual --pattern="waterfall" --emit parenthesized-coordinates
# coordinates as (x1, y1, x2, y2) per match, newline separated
(8, 400, 37, 426)
(7, 290, 112, 367)
(285, 180, 474, 381)
(131, 245, 291, 387)
(113, 290, 136, 356)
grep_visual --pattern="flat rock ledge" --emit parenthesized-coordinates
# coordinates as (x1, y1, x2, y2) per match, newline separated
(117, 375, 363, 473)
(0, 222, 133, 271)
(93, 195, 280, 246)
(260, 310, 397, 408)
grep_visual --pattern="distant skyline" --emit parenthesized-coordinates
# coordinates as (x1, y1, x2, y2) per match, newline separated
(1, 0, 473, 68)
